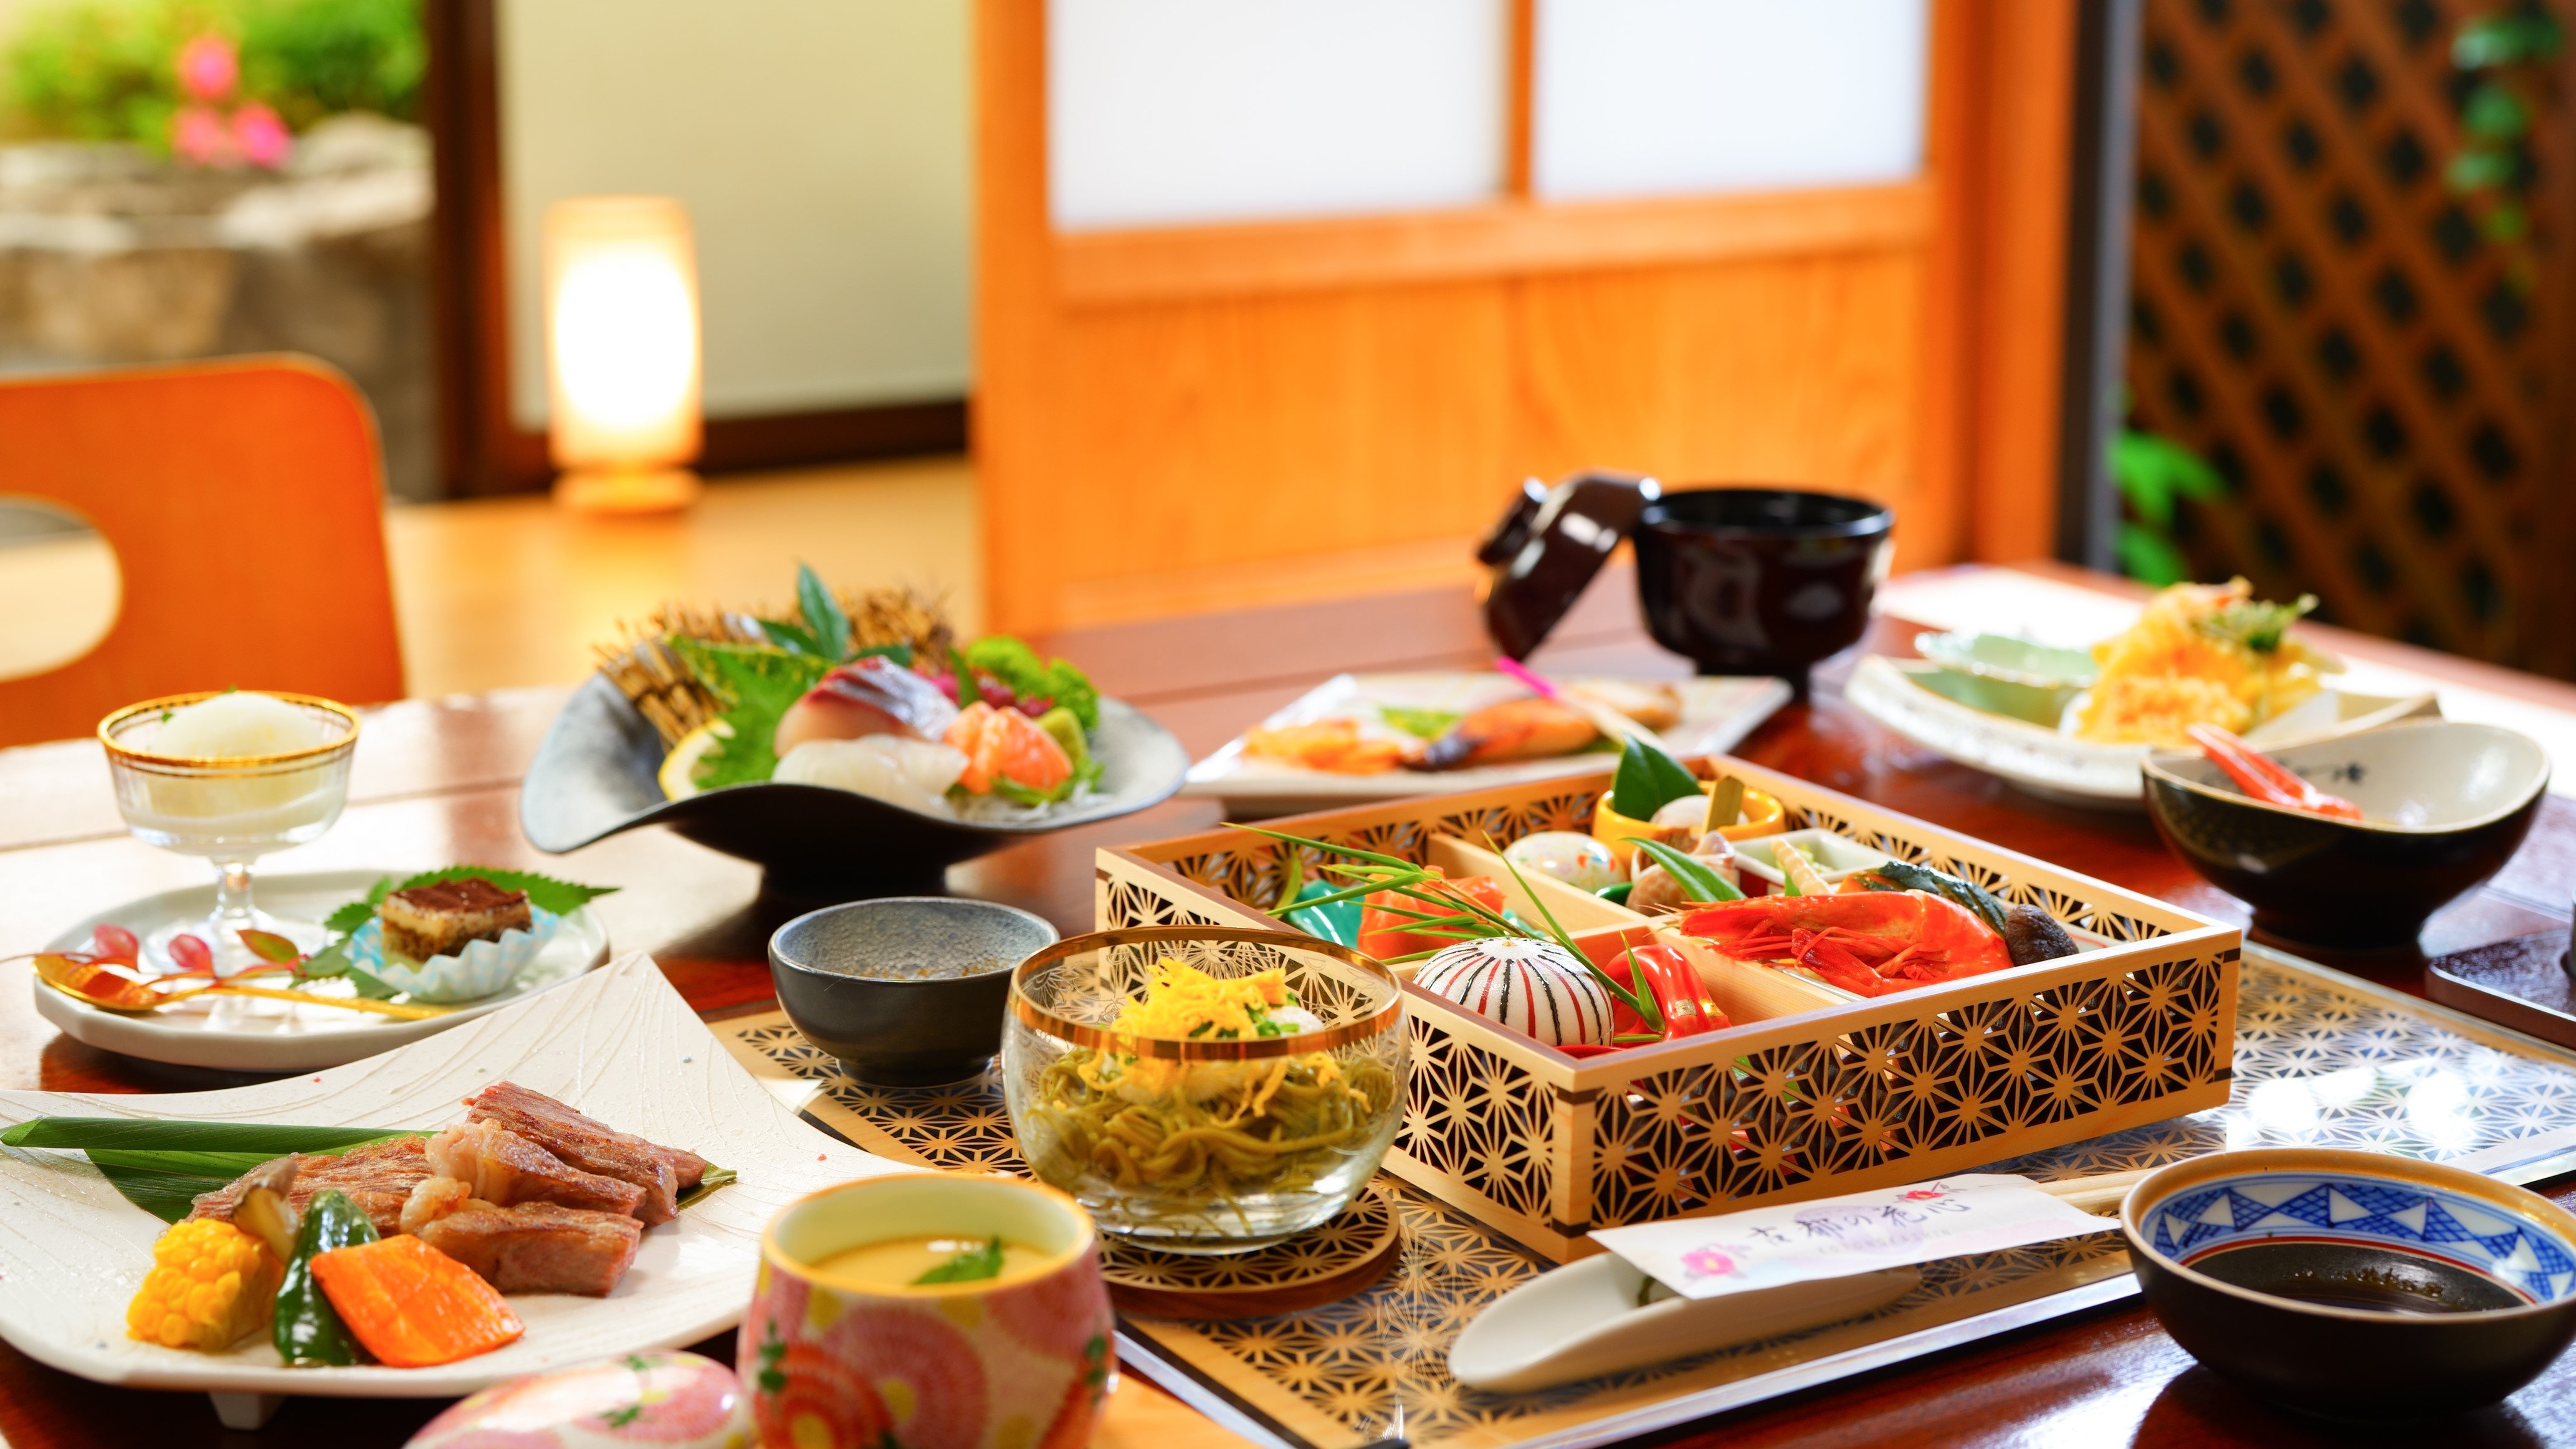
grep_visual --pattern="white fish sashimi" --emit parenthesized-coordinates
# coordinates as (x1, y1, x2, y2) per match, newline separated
(775, 736, 970, 815)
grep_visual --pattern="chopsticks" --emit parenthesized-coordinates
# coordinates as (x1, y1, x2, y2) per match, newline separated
(2185, 724, 2364, 821)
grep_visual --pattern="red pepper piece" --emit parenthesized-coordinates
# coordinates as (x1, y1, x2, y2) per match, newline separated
(1627, 944, 1730, 1037)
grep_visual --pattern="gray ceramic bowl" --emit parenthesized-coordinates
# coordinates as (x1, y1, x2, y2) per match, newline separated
(2142, 719, 2549, 947)
(2123, 1147, 2576, 1418)
(770, 897, 1059, 1086)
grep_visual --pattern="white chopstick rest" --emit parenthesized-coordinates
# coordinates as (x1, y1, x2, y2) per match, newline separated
(1450, 1172, 2137, 1392)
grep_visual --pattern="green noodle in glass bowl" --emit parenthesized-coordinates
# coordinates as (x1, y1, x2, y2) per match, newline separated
(1002, 926, 1405, 1253)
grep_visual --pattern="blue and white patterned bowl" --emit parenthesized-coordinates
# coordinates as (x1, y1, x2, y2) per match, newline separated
(352, 906, 565, 1003)
(2122, 1148, 2576, 1417)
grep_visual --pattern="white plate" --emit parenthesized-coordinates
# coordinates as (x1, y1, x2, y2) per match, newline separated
(32, 871, 612, 1072)
(1844, 655, 2440, 809)
(1183, 672, 1793, 815)
(0, 953, 900, 1413)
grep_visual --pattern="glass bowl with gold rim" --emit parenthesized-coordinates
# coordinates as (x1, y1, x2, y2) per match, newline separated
(99, 691, 360, 973)
(1001, 926, 1405, 1253)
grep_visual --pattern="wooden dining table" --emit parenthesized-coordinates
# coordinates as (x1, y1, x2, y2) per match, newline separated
(7, 560, 2576, 1448)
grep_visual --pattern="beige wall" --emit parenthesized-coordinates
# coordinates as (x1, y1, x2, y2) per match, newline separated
(498, 0, 971, 427)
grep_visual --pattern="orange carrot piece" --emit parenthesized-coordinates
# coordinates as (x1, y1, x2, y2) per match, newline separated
(310, 1235, 523, 1367)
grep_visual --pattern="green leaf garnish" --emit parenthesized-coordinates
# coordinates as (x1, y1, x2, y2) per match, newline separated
(366, 867, 618, 919)
(913, 1235, 1006, 1284)
(964, 636, 1098, 730)
(1, 1119, 429, 1223)
(795, 562, 853, 664)
(1380, 705, 1459, 740)
(1611, 735, 1702, 820)
(1861, 860, 2011, 937)
(677, 1164, 737, 1209)
(758, 619, 824, 657)
(2194, 593, 2317, 655)
(671, 638, 829, 789)
(1630, 838, 1744, 904)
(236, 929, 303, 965)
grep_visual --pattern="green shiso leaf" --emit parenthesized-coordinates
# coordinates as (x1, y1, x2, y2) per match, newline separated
(370, 866, 618, 918)
(794, 562, 853, 664)
(670, 638, 828, 789)
(1611, 735, 1703, 820)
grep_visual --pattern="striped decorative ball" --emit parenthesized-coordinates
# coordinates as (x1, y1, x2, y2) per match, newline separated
(1414, 938, 1613, 1048)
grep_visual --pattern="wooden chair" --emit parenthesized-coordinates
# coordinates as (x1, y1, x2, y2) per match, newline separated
(0, 356, 405, 747)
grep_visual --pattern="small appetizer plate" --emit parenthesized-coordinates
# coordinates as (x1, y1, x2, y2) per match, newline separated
(1450, 1253, 1921, 1393)
(1185, 672, 1793, 816)
(0, 954, 899, 1425)
(1732, 830, 1893, 894)
(30, 871, 610, 1073)
(1846, 654, 2438, 810)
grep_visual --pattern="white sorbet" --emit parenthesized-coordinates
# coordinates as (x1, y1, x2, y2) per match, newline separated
(775, 735, 970, 816)
(151, 692, 332, 759)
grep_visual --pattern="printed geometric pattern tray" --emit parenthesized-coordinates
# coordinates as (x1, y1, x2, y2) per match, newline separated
(714, 942, 2576, 1449)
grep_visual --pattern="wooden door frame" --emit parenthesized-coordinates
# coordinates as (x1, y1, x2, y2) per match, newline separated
(417, 0, 970, 499)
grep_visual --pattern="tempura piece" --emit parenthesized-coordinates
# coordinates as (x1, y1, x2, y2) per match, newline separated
(2074, 578, 2335, 746)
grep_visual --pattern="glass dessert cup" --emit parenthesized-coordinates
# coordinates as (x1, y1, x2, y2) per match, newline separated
(1003, 926, 1406, 1255)
(98, 692, 360, 975)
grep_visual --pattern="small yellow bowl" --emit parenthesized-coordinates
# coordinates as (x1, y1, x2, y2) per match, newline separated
(1591, 784, 1785, 864)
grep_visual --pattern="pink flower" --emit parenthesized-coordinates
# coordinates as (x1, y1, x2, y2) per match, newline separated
(231, 103, 292, 169)
(1681, 1246, 1737, 1278)
(170, 105, 235, 166)
(176, 34, 237, 102)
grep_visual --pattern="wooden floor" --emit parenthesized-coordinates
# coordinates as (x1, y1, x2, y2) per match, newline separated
(0, 454, 982, 701)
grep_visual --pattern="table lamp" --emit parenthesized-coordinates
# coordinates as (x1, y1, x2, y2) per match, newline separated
(543, 195, 704, 513)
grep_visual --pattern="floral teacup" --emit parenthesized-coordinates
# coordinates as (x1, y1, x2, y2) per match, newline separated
(743, 1172, 1114, 1449)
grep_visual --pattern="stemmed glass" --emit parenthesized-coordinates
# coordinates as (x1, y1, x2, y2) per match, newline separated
(98, 692, 359, 975)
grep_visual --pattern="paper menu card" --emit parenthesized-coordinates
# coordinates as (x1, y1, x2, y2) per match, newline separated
(1588, 1175, 2117, 1301)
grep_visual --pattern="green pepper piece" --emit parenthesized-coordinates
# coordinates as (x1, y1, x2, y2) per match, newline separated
(275, 1188, 377, 1366)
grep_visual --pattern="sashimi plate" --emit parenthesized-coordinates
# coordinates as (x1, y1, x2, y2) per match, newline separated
(1185, 672, 1792, 815)
(0, 954, 898, 1417)
(29, 871, 611, 1073)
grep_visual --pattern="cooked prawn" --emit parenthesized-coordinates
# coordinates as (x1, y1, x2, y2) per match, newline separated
(1676, 891, 2012, 998)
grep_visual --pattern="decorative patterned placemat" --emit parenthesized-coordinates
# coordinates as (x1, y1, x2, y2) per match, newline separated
(713, 944, 2576, 1449)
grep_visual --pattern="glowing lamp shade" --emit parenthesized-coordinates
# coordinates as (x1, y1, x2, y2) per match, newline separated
(542, 196, 703, 512)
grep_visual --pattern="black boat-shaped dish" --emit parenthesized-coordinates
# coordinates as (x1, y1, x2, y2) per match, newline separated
(520, 674, 1190, 896)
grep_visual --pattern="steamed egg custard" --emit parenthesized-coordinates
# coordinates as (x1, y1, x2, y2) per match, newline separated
(809, 1235, 1056, 1288)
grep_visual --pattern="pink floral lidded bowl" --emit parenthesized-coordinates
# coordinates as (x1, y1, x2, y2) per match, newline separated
(406, 1350, 752, 1448)
(742, 1172, 1114, 1449)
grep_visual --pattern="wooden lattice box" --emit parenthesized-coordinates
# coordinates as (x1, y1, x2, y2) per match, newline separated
(1099, 757, 2241, 1261)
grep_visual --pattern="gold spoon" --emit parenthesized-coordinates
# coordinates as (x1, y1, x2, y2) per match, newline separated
(31, 953, 451, 1021)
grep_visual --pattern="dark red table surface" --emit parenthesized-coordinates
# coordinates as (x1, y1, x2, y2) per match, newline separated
(4, 563, 2574, 1447)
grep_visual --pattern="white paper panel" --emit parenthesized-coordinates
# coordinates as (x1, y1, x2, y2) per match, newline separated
(1048, 0, 1508, 232)
(1532, 0, 1928, 202)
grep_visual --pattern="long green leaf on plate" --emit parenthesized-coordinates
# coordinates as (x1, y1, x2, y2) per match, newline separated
(0, 1118, 408, 1153)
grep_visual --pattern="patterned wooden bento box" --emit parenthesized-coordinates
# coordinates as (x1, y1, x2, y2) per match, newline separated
(1099, 755, 2241, 1261)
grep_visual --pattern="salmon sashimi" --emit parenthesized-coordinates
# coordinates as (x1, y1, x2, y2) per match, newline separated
(944, 701, 1073, 795)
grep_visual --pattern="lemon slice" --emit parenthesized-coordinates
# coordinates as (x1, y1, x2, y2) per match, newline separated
(657, 721, 732, 801)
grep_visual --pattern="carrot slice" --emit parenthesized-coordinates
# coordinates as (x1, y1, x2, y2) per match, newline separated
(310, 1235, 523, 1367)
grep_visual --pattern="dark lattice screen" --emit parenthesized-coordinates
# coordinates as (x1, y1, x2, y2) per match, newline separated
(2126, 0, 2567, 666)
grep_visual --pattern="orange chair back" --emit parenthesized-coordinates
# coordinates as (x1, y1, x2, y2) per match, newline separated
(0, 356, 404, 747)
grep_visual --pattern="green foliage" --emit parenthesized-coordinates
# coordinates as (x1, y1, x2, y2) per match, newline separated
(2109, 423, 2226, 588)
(2448, 3, 2561, 292)
(963, 636, 1099, 730)
(1, 0, 421, 147)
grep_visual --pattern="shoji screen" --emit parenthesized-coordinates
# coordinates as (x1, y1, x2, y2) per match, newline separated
(981, 0, 2076, 632)
(1049, 0, 1509, 230)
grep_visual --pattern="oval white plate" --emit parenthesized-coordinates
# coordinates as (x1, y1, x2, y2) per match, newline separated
(33, 870, 610, 1072)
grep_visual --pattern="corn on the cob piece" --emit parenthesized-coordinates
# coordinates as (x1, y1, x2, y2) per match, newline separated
(125, 1218, 282, 1351)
